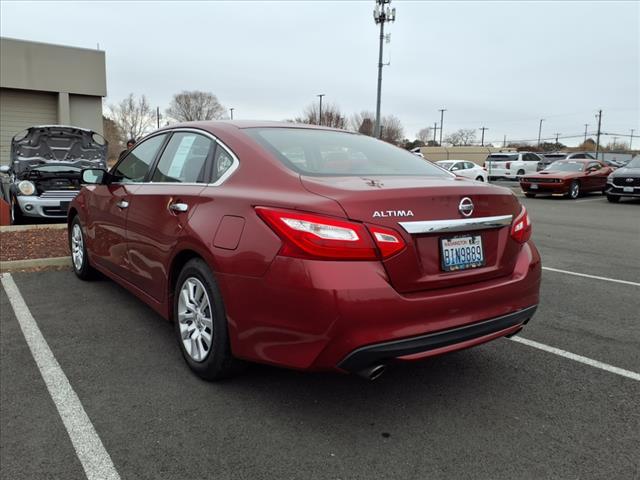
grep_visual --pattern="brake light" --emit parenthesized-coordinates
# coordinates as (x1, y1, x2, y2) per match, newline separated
(255, 207, 405, 260)
(510, 206, 532, 244)
(505, 162, 511, 169)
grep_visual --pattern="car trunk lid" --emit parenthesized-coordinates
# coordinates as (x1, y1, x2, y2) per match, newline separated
(301, 175, 522, 293)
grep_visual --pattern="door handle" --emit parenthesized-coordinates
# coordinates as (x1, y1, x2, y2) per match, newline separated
(116, 200, 129, 209)
(169, 202, 188, 213)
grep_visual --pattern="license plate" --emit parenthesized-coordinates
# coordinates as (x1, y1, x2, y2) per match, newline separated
(440, 235, 485, 272)
(623, 187, 634, 193)
(530, 184, 539, 189)
(60, 201, 70, 212)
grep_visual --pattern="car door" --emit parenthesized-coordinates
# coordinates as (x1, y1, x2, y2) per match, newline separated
(123, 130, 225, 301)
(85, 133, 168, 279)
(585, 162, 608, 191)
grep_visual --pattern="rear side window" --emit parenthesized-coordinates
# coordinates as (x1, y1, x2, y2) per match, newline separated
(152, 132, 213, 183)
(114, 134, 167, 183)
(245, 128, 448, 177)
(487, 154, 519, 161)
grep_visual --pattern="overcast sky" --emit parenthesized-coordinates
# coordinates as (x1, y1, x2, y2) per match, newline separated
(1, 1, 638, 146)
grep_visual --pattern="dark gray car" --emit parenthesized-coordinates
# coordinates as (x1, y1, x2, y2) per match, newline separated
(605, 156, 640, 202)
(0, 125, 107, 224)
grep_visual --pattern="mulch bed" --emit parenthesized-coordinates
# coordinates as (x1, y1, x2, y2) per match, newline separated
(0, 227, 69, 261)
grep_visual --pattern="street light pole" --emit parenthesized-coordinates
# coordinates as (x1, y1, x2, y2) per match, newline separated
(373, 0, 396, 139)
(537, 118, 544, 147)
(433, 122, 437, 144)
(554, 133, 560, 147)
(630, 129, 635, 150)
(480, 126, 488, 146)
(438, 108, 446, 146)
(595, 110, 602, 160)
(583, 123, 589, 143)
(316, 94, 325, 126)
(230, 108, 234, 120)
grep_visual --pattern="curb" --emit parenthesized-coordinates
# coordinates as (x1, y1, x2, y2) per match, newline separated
(0, 223, 67, 233)
(0, 256, 71, 272)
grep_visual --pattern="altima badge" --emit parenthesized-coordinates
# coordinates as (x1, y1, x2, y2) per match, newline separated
(458, 197, 474, 217)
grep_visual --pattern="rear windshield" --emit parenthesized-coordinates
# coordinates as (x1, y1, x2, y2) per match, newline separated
(245, 128, 449, 177)
(487, 154, 518, 161)
(547, 161, 584, 172)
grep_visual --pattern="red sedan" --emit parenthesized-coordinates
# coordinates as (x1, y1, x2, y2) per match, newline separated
(519, 159, 613, 199)
(68, 121, 540, 380)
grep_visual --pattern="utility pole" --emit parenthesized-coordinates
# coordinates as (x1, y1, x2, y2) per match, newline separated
(537, 118, 544, 147)
(316, 94, 325, 125)
(595, 110, 602, 160)
(503, 134, 507, 147)
(230, 108, 234, 120)
(479, 127, 488, 146)
(156, 107, 160, 129)
(433, 122, 438, 144)
(630, 129, 635, 150)
(612, 137, 619, 150)
(438, 108, 446, 146)
(554, 133, 560, 147)
(583, 123, 589, 143)
(373, 0, 396, 138)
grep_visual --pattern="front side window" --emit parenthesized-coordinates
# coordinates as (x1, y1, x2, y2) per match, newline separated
(245, 128, 448, 177)
(586, 162, 601, 171)
(547, 161, 584, 172)
(152, 132, 213, 183)
(114, 134, 167, 183)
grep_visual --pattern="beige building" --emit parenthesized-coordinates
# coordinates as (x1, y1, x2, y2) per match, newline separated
(0, 37, 107, 165)
(419, 146, 517, 166)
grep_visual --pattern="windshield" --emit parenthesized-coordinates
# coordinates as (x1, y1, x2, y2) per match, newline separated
(543, 154, 566, 159)
(487, 154, 518, 162)
(31, 165, 82, 172)
(546, 161, 584, 172)
(245, 128, 450, 177)
(625, 157, 640, 168)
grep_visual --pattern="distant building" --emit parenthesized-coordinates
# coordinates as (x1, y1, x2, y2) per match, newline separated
(0, 37, 107, 165)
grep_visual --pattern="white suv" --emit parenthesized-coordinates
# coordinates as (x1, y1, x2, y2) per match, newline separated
(485, 152, 543, 180)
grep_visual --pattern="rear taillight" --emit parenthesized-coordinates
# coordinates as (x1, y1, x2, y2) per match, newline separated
(255, 207, 405, 261)
(505, 162, 511, 169)
(510, 206, 532, 244)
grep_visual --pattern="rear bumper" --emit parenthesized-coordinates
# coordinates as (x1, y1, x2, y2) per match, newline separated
(338, 305, 537, 372)
(219, 241, 541, 372)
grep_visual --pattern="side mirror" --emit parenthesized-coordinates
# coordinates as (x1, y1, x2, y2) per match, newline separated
(451, 166, 459, 171)
(82, 168, 108, 184)
(0, 165, 10, 174)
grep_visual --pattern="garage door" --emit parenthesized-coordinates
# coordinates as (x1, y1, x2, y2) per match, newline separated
(0, 88, 58, 165)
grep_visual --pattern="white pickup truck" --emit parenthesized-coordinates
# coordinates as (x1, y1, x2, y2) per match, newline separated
(485, 152, 543, 180)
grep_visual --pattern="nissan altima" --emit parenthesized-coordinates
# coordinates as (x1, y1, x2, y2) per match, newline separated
(68, 121, 541, 380)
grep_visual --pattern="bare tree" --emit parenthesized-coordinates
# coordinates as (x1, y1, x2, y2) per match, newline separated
(444, 128, 477, 146)
(166, 90, 226, 122)
(416, 127, 432, 143)
(102, 116, 124, 165)
(350, 111, 375, 135)
(294, 102, 347, 129)
(109, 93, 154, 140)
(380, 115, 404, 145)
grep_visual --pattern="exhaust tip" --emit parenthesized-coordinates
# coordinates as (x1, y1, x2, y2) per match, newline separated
(356, 364, 386, 381)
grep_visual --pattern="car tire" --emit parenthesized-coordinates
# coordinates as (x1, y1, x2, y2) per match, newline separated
(568, 181, 580, 199)
(517, 169, 525, 177)
(10, 195, 22, 225)
(69, 216, 95, 280)
(173, 258, 244, 381)
(475, 176, 484, 182)
(524, 193, 536, 198)
(607, 194, 620, 203)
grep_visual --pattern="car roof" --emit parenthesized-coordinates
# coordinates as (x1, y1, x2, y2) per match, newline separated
(162, 120, 352, 133)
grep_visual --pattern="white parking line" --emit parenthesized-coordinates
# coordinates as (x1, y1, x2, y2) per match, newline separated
(542, 266, 640, 287)
(0, 273, 121, 480)
(511, 336, 640, 381)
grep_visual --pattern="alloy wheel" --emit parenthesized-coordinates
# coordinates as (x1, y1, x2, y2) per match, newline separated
(71, 223, 84, 271)
(570, 182, 580, 199)
(178, 277, 214, 362)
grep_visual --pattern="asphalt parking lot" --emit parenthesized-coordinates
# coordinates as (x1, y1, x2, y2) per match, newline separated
(1, 188, 639, 480)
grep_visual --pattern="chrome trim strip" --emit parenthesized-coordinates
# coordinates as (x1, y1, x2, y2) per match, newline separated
(399, 214, 513, 234)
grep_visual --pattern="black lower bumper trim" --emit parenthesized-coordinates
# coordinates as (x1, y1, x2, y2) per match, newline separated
(338, 305, 537, 372)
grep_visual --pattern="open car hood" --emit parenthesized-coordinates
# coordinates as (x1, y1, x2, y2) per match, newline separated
(11, 125, 107, 174)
